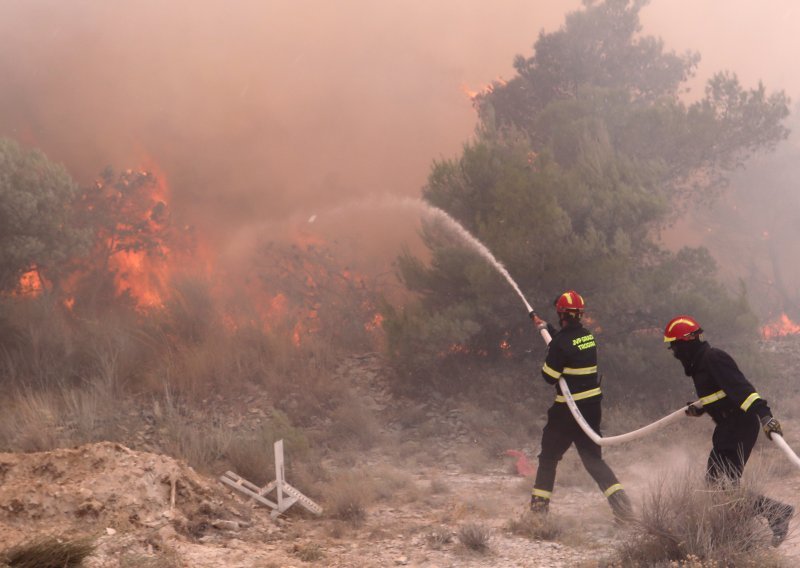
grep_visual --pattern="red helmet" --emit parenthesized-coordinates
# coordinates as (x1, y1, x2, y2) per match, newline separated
(663, 315, 702, 343)
(555, 290, 585, 315)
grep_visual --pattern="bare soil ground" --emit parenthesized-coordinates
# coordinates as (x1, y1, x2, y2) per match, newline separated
(1, 350, 800, 567)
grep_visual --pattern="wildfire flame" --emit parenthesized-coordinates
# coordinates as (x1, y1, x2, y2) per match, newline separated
(761, 313, 800, 339)
(17, 269, 43, 296)
(6, 158, 384, 350)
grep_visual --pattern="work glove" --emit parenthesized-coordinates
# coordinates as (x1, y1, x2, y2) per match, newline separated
(760, 415, 783, 440)
(529, 312, 547, 330)
(685, 402, 705, 417)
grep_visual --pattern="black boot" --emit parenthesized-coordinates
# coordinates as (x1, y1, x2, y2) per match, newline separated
(767, 502, 794, 547)
(530, 495, 549, 514)
(607, 489, 635, 525)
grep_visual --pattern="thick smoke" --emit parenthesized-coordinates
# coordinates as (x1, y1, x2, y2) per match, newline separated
(0, 1, 576, 239)
(1, 1, 799, 305)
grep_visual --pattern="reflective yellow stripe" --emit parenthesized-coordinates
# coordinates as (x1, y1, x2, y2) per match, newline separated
(555, 387, 602, 403)
(604, 483, 623, 498)
(532, 488, 552, 499)
(699, 390, 726, 406)
(542, 363, 561, 379)
(562, 365, 597, 375)
(740, 392, 761, 412)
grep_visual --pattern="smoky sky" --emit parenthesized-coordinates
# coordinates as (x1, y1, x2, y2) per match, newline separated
(0, 0, 798, 244)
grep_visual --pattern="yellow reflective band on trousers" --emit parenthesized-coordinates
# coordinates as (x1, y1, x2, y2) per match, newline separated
(542, 363, 561, 379)
(532, 488, 552, 499)
(604, 483, 623, 497)
(562, 365, 598, 375)
(554, 387, 601, 403)
(740, 392, 762, 411)
(699, 390, 727, 406)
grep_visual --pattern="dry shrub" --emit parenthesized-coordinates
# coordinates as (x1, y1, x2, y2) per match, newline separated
(323, 470, 376, 526)
(224, 410, 311, 484)
(154, 393, 231, 473)
(292, 542, 325, 562)
(457, 522, 491, 553)
(224, 435, 275, 487)
(612, 467, 783, 567)
(2, 536, 94, 568)
(162, 418, 231, 474)
(506, 511, 564, 541)
(425, 525, 454, 549)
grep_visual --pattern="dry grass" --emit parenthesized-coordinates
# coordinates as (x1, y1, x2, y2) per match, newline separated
(0, 384, 128, 453)
(506, 511, 564, 541)
(611, 466, 784, 567)
(457, 522, 491, 553)
(292, 542, 325, 562)
(323, 470, 376, 526)
(2, 536, 94, 568)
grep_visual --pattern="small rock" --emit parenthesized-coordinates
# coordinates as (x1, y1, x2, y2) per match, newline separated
(212, 519, 240, 531)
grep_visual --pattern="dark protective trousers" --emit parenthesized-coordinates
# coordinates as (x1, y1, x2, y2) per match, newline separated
(533, 402, 621, 495)
(706, 411, 787, 520)
(706, 410, 760, 483)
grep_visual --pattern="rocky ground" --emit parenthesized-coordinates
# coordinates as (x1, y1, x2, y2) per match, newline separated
(1, 350, 799, 567)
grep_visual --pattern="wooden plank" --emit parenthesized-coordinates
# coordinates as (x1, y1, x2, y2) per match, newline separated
(283, 482, 323, 515)
(220, 475, 278, 510)
(221, 471, 262, 495)
(275, 440, 285, 510)
(219, 440, 322, 517)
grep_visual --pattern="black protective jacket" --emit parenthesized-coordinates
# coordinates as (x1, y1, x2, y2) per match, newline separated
(540, 322, 602, 405)
(684, 342, 771, 423)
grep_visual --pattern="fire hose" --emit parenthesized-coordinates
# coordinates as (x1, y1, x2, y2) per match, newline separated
(533, 320, 800, 468)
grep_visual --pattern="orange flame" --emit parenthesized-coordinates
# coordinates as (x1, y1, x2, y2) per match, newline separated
(17, 269, 43, 296)
(761, 313, 800, 339)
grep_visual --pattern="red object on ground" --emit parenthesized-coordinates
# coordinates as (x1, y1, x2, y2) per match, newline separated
(505, 449, 535, 477)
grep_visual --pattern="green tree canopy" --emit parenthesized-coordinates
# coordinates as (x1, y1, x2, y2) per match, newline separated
(385, 0, 787, 401)
(0, 138, 87, 293)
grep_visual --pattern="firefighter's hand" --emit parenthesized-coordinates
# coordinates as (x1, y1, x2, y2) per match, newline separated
(760, 415, 783, 440)
(530, 313, 547, 330)
(685, 402, 705, 417)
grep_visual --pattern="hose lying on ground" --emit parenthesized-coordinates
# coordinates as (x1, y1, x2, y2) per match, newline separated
(537, 327, 800, 468)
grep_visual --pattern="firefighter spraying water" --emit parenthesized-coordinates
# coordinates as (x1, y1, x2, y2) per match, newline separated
(394, 199, 800, 541)
(311, 197, 800, 535)
(528, 291, 633, 522)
